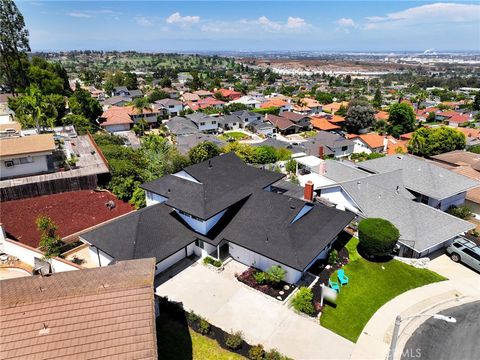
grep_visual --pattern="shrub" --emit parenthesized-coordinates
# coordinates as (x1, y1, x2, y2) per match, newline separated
(291, 287, 315, 315)
(286, 159, 296, 173)
(358, 218, 400, 257)
(224, 330, 243, 350)
(203, 256, 222, 267)
(187, 311, 200, 323)
(253, 271, 267, 284)
(447, 205, 472, 220)
(248, 344, 265, 360)
(198, 318, 211, 335)
(265, 349, 292, 360)
(328, 249, 339, 265)
(266, 265, 286, 284)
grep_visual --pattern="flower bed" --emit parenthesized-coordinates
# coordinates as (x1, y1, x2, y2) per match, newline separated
(235, 267, 296, 301)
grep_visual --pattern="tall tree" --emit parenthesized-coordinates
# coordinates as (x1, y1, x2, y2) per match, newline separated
(344, 98, 376, 134)
(372, 88, 382, 108)
(0, 0, 30, 94)
(388, 102, 417, 138)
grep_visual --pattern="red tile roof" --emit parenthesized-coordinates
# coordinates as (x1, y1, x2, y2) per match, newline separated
(310, 117, 341, 131)
(348, 133, 385, 149)
(0, 258, 157, 360)
(261, 99, 288, 108)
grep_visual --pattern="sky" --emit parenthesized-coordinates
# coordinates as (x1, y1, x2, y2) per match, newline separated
(16, 1, 480, 52)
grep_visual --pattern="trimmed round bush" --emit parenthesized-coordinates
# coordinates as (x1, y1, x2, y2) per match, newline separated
(358, 218, 400, 257)
(224, 331, 243, 350)
(249, 344, 265, 360)
(291, 287, 315, 315)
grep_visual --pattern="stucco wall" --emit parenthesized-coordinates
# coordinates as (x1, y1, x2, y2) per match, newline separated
(145, 191, 168, 207)
(1, 154, 50, 179)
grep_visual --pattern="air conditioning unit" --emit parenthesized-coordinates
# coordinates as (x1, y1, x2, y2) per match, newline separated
(4, 160, 14, 167)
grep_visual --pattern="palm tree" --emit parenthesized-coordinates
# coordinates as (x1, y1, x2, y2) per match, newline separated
(409, 131, 426, 156)
(133, 97, 151, 130)
(18, 85, 57, 133)
(416, 90, 427, 111)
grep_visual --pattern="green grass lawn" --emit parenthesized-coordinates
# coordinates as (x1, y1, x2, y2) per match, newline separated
(320, 237, 447, 342)
(157, 313, 245, 360)
(300, 130, 318, 138)
(218, 132, 250, 141)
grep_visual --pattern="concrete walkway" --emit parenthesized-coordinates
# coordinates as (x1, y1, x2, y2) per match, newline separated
(351, 254, 480, 360)
(156, 259, 354, 360)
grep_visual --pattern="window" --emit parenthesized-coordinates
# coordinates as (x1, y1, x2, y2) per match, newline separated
(341, 146, 348, 151)
(212, 121, 216, 125)
(463, 248, 480, 261)
(453, 242, 462, 248)
(195, 239, 204, 249)
(169, 105, 174, 108)
(20, 157, 33, 164)
(4, 160, 14, 167)
(200, 122, 205, 126)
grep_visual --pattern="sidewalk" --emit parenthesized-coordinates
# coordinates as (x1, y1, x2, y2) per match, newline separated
(351, 255, 480, 360)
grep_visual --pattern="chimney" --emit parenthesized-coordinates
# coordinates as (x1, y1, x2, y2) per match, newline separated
(304, 180, 314, 202)
(318, 146, 324, 159)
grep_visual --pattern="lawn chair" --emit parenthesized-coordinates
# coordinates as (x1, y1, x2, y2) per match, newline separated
(338, 269, 349, 286)
(328, 279, 340, 293)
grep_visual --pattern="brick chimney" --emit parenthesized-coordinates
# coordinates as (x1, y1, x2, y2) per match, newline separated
(318, 146, 324, 159)
(304, 181, 314, 202)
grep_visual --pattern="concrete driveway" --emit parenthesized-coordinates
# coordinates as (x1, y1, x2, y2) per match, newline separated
(156, 259, 354, 360)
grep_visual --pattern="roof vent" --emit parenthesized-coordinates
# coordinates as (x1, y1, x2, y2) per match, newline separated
(395, 186, 400, 194)
(39, 323, 50, 336)
(290, 205, 296, 210)
(208, 160, 213, 168)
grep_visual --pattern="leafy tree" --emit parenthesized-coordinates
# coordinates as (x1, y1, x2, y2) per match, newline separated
(358, 218, 400, 257)
(159, 77, 172, 88)
(104, 71, 138, 93)
(447, 205, 472, 220)
(27, 57, 70, 95)
(426, 112, 436, 123)
(315, 91, 334, 104)
(0, 0, 30, 94)
(188, 142, 221, 164)
(223, 102, 248, 114)
(69, 87, 101, 123)
(286, 159, 297, 173)
(252, 106, 280, 115)
(387, 103, 416, 138)
(408, 127, 466, 157)
(344, 99, 376, 134)
(36, 216, 62, 259)
(291, 287, 314, 315)
(372, 88, 382, 108)
(253, 145, 277, 164)
(129, 187, 146, 209)
(62, 114, 94, 134)
(473, 93, 480, 111)
(148, 89, 169, 103)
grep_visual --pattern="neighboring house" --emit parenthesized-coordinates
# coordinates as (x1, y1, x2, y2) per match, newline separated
(80, 153, 353, 284)
(100, 95, 132, 109)
(266, 114, 300, 135)
(356, 154, 479, 211)
(100, 106, 161, 132)
(318, 164, 474, 258)
(385, 136, 408, 155)
(310, 117, 341, 132)
(280, 112, 312, 131)
(0, 103, 16, 124)
(303, 131, 355, 159)
(193, 90, 214, 98)
(322, 102, 349, 114)
(175, 133, 226, 154)
(217, 114, 243, 130)
(456, 127, 480, 147)
(181, 92, 200, 103)
(0, 258, 158, 360)
(186, 97, 225, 111)
(261, 99, 292, 113)
(0, 134, 55, 179)
(0, 120, 21, 138)
(166, 116, 199, 137)
(228, 95, 261, 108)
(429, 150, 480, 215)
(252, 138, 304, 154)
(154, 98, 183, 116)
(347, 133, 387, 154)
(112, 86, 143, 98)
(216, 88, 242, 101)
(232, 110, 264, 127)
(186, 113, 218, 133)
(293, 98, 322, 115)
(248, 121, 276, 136)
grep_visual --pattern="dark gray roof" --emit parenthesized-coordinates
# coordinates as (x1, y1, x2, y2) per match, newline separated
(304, 131, 354, 152)
(141, 152, 285, 219)
(252, 138, 304, 153)
(219, 189, 354, 270)
(166, 116, 199, 136)
(81, 204, 196, 262)
(232, 110, 264, 121)
(218, 115, 243, 125)
(186, 112, 212, 123)
(128, 89, 143, 97)
(155, 98, 183, 107)
(175, 133, 225, 154)
(357, 154, 480, 200)
(250, 122, 273, 130)
(101, 95, 132, 106)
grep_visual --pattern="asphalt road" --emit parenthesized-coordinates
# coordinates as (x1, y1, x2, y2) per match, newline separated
(401, 301, 480, 360)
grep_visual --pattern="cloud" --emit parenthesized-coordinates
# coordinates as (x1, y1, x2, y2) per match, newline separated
(336, 18, 355, 27)
(135, 16, 153, 27)
(364, 3, 480, 29)
(66, 9, 116, 19)
(286, 17, 308, 29)
(237, 16, 310, 33)
(166, 12, 200, 25)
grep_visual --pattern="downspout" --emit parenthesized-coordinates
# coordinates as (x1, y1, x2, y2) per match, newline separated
(96, 247, 102, 267)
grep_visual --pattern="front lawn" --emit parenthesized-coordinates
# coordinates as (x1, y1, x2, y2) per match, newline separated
(218, 132, 250, 141)
(300, 130, 317, 138)
(320, 237, 447, 342)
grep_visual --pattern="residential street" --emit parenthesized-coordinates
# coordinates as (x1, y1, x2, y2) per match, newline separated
(401, 301, 480, 360)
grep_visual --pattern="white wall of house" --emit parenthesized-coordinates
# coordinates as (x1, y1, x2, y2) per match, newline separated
(193, 118, 218, 132)
(155, 248, 186, 275)
(0, 235, 79, 273)
(145, 191, 168, 207)
(176, 209, 227, 235)
(332, 144, 354, 158)
(427, 192, 466, 211)
(192, 240, 217, 258)
(88, 245, 114, 267)
(320, 186, 360, 213)
(104, 124, 131, 133)
(166, 104, 183, 116)
(1, 153, 50, 179)
(228, 242, 302, 284)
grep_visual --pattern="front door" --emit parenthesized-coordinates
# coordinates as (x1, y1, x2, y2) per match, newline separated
(219, 242, 229, 260)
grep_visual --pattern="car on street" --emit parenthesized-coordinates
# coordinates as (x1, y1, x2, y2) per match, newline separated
(446, 237, 480, 272)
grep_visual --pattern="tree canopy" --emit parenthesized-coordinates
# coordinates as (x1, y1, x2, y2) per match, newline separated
(408, 127, 466, 157)
(387, 102, 416, 138)
(344, 99, 376, 134)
